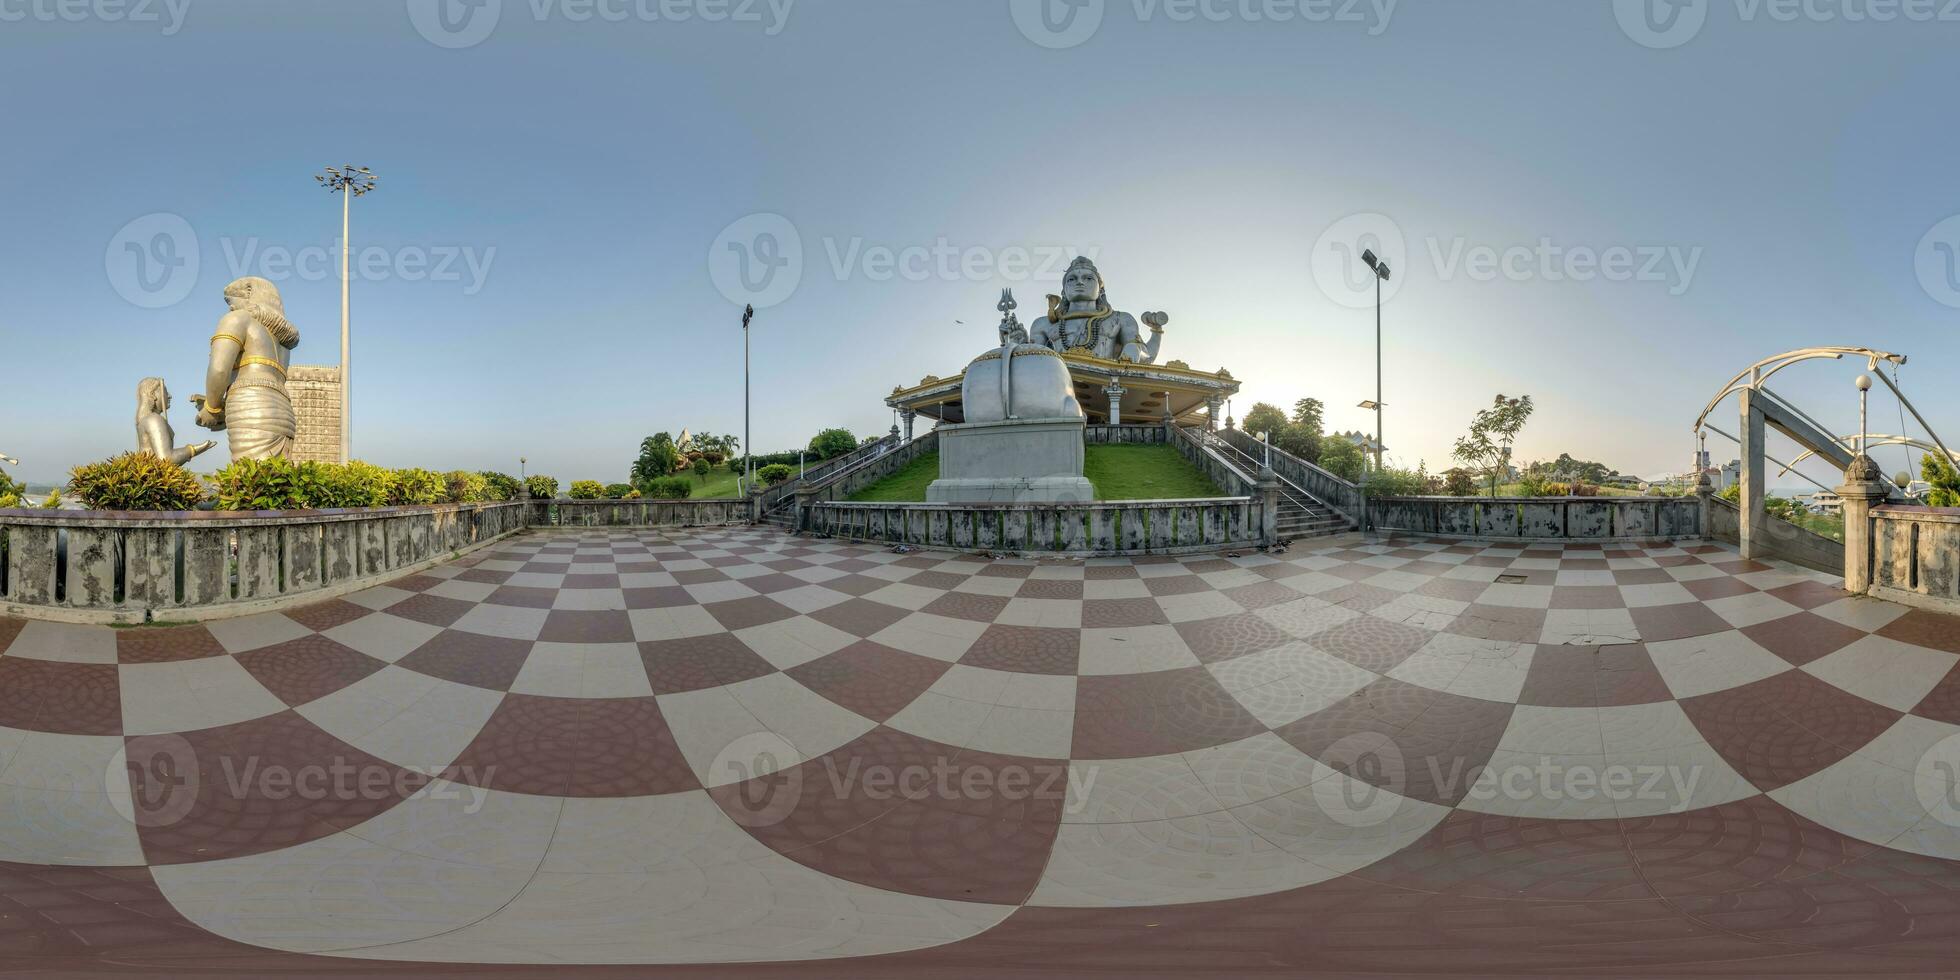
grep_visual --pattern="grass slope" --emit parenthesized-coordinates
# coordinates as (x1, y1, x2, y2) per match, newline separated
(846, 445, 1220, 503)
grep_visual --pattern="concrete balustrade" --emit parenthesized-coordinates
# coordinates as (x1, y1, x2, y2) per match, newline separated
(804, 497, 1265, 556)
(0, 501, 530, 624)
(1365, 496, 1702, 541)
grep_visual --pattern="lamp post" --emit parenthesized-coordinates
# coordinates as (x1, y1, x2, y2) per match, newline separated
(1361, 248, 1391, 474)
(0, 453, 17, 467)
(315, 165, 377, 464)
(742, 304, 755, 491)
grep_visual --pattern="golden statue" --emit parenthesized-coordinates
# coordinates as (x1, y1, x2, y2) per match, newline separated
(194, 276, 299, 461)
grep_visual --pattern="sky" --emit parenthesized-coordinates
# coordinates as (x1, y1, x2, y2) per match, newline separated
(1, 0, 1957, 491)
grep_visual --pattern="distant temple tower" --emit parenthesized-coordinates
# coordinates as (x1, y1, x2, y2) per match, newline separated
(288, 365, 344, 463)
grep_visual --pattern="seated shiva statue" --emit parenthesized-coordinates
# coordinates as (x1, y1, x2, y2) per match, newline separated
(961, 289, 1081, 422)
(135, 378, 215, 466)
(1027, 256, 1167, 364)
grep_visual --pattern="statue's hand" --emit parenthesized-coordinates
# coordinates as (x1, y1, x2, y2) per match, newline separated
(195, 409, 223, 430)
(1142, 311, 1169, 331)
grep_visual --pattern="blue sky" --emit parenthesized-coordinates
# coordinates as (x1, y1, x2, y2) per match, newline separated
(2, 0, 1957, 489)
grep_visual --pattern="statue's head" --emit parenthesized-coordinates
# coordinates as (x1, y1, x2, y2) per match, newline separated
(1061, 256, 1104, 304)
(137, 377, 169, 415)
(223, 276, 284, 314)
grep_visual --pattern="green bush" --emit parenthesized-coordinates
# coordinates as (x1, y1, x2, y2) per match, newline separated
(480, 471, 521, 501)
(1924, 454, 1960, 508)
(807, 427, 858, 460)
(604, 482, 636, 499)
(1363, 466, 1430, 497)
(445, 470, 491, 503)
(758, 463, 794, 486)
(0, 467, 22, 502)
(38, 490, 63, 509)
(213, 457, 321, 511)
(388, 468, 445, 506)
(1320, 439, 1365, 482)
(568, 480, 606, 500)
(0, 493, 18, 509)
(67, 452, 206, 510)
(643, 476, 692, 499)
(525, 475, 559, 499)
(321, 460, 394, 508)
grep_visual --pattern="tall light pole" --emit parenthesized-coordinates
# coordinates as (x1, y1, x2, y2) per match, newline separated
(1361, 248, 1391, 473)
(315, 165, 378, 464)
(742, 304, 755, 490)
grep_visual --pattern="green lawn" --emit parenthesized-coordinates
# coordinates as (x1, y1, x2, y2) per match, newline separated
(846, 445, 1220, 502)
(686, 468, 744, 499)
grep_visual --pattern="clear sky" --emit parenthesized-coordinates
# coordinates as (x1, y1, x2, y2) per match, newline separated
(2, 0, 1956, 490)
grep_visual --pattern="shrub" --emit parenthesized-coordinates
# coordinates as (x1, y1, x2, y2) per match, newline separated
(480, 471, 521, 501)
(1319, 439, 1365, 482)
(758, 463, 794, 486)
(1518, 472, 1553, 498)
(808, 427, 858, 460)
(623, 488, 642, 499)
(319, 460, 394, 508)
(0, 467, 22, 502)
(1363, 467, 1430, 497)
(604, 482, 635, 499)
(389, 468, 445, 506)
(569, 480, 606, 500)
(445, 470, 491, 503)
(38, 489, 63, 509)
(213, 457, 320, 511)
(691, 458, 711, 483)
(67, 452, 206, 510)
(643, 476, 692, 499)
(1924, 454, 1960, 508)
(525, 475, 559, 499)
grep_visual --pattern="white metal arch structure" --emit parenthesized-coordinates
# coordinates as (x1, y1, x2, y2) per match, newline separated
(1691, 347, 1935, 560)
(1779, 435, 1960, 490)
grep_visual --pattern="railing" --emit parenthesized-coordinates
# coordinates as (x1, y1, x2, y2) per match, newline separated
(1365, 496, 1701, 540)
(1085, 424, 1169, 445)
(756, 433, 901, 517)
(0, 501, 528, 624)
(1216, 428, 1364, 523)
(1167, 423, 1260, 497)
(1868, 505, 1960, 608)
(1707, 495, 1843, 575)
(796, 430, 943, 512)
(537, 498, 751, 528)
(1204, 433, 1352, 535)
(804, 496, 1264, 555)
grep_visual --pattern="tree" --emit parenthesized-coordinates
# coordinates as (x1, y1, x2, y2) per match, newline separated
(1452, 394, 1535, 498)
(808, 427, 857, 460)
(692, 457, 710, 484)
(1442, 467, 1477, 496)
(1292, 398, 1324, 432)
(1320, 438, 1365, 482)
(1923, 454, 1960, 508)
(633, 434, 679, 488)
(1242, 403, 1290, 441)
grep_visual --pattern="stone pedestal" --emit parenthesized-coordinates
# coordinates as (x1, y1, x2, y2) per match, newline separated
(927, 417, 1094, 504)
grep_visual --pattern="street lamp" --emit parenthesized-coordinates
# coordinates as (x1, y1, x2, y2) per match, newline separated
(315, 165, 378, 464)
(742, 304, 755, 491)
(0, 453, 17, 467)
(1361, 248, 1390, 474)
(1357, 400, 1383, 471)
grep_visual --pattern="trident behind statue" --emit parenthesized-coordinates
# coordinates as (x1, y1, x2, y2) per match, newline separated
(997, 289, 1026, 419)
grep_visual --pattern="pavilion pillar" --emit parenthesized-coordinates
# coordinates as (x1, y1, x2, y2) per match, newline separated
(1739, 388, 1768, 560)
(900, 410, 916, 442)
(1206, 397, 1223, 432)
(1104, 383, 1126, 426)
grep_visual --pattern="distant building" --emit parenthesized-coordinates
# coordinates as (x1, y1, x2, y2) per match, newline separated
(1331, 431, 1387, 456)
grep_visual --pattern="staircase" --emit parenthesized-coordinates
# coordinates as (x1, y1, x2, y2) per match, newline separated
(1204, 435, 1354, 541)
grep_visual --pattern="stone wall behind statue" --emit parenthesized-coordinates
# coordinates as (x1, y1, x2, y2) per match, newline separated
(289, 365, 343, 464)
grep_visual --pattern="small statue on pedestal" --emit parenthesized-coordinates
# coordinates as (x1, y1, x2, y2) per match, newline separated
(135, 378, 215, 466)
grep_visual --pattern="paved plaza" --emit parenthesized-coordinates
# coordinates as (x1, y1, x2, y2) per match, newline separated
(7, 526, 1960, 975)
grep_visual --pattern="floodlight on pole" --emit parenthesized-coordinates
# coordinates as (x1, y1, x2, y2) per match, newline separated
(315, 165, 378, 464)
(742, 304, 755, 491)
(1360, 248, 1390, 474)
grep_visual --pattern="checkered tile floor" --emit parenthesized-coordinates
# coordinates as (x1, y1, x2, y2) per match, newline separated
(8, 527, 1960, 974)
